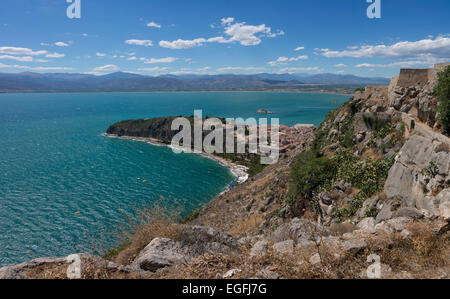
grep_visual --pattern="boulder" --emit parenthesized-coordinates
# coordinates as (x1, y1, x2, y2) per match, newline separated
(357, 217, 376, 234)
(385, 217, 413, 232)
(273, 240, 295, 254)
(342, 239, 367, 253)
(223, 269, 242, 278)
(0, 253, 118, 279)
(356, 196, 379, 218)
(0, 257, 68, 279)
(250, 241, 269, 257)
(271, 218, 325, 244)
(394, 207, 423, 219)
(131, 226, 239, 272)
(384, 135, 450, 218)
(376, 202, 395, 223)
(131, 238, 194, 272)
(309, 253, 321, 265)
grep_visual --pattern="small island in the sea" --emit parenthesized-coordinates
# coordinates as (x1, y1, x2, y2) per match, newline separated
(257, 109, 275, 114)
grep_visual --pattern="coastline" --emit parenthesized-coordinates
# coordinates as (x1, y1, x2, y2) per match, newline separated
(0, 89, 354, 96)
(103, 133, 249, 185)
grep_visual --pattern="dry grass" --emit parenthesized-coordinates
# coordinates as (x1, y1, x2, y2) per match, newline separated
(108, 201, 185, 266)
(227, 214, 264, 236)
(153, 229, 449, 279)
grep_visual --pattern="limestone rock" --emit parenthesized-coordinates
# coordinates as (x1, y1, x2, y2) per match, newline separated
(223, 269, 242, 278)
(250, 241, 269, 257)
(271, 218, 325, 244)
(394, 207, 423, 219)
(385, 217, 413, 232)
(273, 240, 295, 254)
(0, 257, 67, 279)
(342, 239, 367, 253)
(131, 238, 194, 272)
(132, 226, 238, 272)
(384, 135, 449, 218)
(309, 253, 321, 265)
(376, 202, 395, 223)
(256, 269, 280, 279)
(357, 217, 376, 234)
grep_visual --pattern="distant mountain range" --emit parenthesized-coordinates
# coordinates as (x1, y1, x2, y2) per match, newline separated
(0, 71, 390, 93)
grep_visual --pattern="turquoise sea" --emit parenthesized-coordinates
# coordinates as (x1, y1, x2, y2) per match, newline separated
(0, 92, 349, 266)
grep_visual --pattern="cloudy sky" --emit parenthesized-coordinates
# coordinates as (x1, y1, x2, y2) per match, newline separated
(0, 0, 449, 77)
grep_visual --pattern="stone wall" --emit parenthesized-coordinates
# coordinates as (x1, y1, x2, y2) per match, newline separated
(396, 69, 431, 88)
(390, 62, 450, 89)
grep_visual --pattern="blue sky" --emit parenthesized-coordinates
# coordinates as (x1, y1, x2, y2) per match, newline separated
(0, 0, 449, 77)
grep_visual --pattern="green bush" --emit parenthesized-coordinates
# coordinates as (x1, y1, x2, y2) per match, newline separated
(434, 66, 450, 134)
(286, 150, 335, 203)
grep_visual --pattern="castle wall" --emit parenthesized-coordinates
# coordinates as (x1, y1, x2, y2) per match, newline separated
(396, 69, 430, 88)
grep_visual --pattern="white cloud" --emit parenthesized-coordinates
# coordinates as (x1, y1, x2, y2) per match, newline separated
(45, 52, 65, 58)
(40, 42, 50, 46)
(0, 62, 72, 71)
(0, 55, 33, 62)
(55, 42, 69, 47)
(295, 46, 305, 51)
(137, 66, 169, 73)
(125, 39, 154, 47)
(170, 67, 214, 76)
(217, 66, 267, 73)
(82, 33, 88, 37)
(141, 57, 178, 64)
(30, 66, 72, 71)
(159, 18, 283, 49)
(355, 59, 444, 69)
(127, 56, 137, 61)
(221, 17, 235, 25)
(0, 46, 47, 56)
(207, 36, 232, 44)
(335, 63, 347, 67)
(96, 52, 106, 57)
(147, 22, 161, 29)
(159, 38, 207, 50)
(321, 36, 450, 59)
(222, 20, 283, 46)
(275, 67, 320, 74)
(268, 55, 308, 66)
(93, 64, 119, 72)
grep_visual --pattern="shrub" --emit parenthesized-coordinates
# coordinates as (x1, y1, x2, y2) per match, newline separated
(286, 150, 335, 204)
(434, 66, 450, 134)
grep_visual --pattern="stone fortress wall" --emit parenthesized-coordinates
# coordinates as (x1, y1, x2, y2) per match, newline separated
(390, 62, 450, 90)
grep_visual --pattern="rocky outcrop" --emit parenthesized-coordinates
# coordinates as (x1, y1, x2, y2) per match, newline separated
(384, 134, 450, 219)
(0, 253, 136, 279)
(388, 63, 450, 129)
(132, 226, 239, 272)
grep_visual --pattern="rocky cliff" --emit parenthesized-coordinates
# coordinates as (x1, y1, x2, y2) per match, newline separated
(1, 64, 449, 279)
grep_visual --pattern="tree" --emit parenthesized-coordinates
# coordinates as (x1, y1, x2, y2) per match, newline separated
(434, 66, 450, 134)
